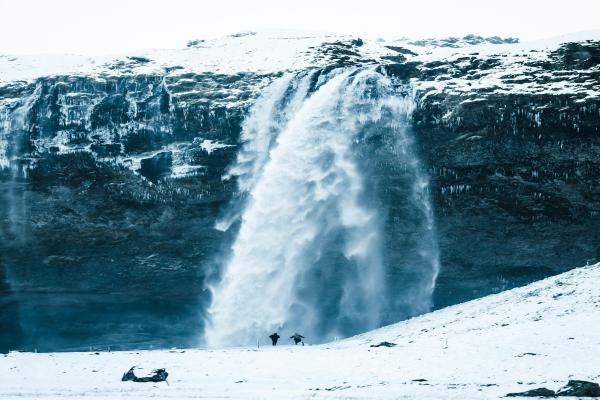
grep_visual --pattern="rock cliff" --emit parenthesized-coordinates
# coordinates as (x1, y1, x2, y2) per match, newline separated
(1, 31, 598, 351)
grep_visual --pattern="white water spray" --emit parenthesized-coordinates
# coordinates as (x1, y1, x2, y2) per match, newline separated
(215, 71, 316, 231)
(1, 85, 41, 243)
(205, 69, 439, 347)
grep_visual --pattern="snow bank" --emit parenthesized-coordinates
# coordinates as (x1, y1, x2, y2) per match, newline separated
(1, 263, 598, 399)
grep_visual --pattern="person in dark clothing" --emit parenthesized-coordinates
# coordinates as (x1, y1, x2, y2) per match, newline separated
(269, 332, 280, 346)
(290, 333, 304, 345)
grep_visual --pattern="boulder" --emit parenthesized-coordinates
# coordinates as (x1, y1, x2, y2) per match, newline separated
(556, 380, 600, 397)
(506, 380, 600, 397)
(121, 367, 168, 383)
(506, 387, 555, 397)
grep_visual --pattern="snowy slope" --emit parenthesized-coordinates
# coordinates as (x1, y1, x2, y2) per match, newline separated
(1, 263, 599, 399)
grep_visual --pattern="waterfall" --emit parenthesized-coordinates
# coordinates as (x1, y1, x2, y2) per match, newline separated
(205, 68, 439, 347)
(1, 84, 41, 243)
(0, 84, 41, 171)
(215, 71, 317, 232)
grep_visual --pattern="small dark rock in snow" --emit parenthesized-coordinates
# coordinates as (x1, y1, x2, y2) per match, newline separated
(516, 352, 538, 357)
(121, 367, 168, 383)
(556, 380, 600, 397)
(370, 341, 397, 348)
(127, 56, 151, 64)
(384, 46, 418, 56)
(186, 39, 204, 47)
(381, 55, 406, 63)
(506, 387, 556, 397)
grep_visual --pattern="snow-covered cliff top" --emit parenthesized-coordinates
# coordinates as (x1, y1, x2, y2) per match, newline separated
(1, 30, 599, 183)
(0, 30, 379, 83)
(1, 30, 599, 84)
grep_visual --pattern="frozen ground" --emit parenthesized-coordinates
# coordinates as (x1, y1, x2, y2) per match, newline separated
(1, 263, 599, 399)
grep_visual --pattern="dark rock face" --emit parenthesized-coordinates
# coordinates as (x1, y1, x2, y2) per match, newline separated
(1, 39, 599, 352)
(404, 42, 600, 306)
(547, 41, 600, 70)
(413, 91, 600, 307)
(139, 151, 173, 182)
(0, 72, 269, 352)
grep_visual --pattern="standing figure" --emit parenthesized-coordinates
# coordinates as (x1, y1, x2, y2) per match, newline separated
(290, 333, 305, 346)
(269, 332, 280, 346)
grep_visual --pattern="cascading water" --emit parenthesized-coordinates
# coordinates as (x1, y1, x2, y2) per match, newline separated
(0, 84, 42, 351)
(205, 68, 439, 347)
(1, 84, 41, 243)
(215, 71, 317, 232)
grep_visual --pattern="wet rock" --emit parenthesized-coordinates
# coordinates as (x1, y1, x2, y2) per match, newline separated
(90, 94, 130, 128)
(377, 62, 421, 79)
(139, 151, 173, 182)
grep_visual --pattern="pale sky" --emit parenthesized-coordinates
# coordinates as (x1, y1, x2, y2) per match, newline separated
(0, 0, 598, 55)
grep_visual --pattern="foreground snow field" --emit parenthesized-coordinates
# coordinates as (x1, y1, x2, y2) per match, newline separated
(2, 263, 599, 399)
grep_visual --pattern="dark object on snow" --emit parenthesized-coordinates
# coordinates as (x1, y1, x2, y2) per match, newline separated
(121, 367, 169, 383)
(556, 380, 600, 397)
(506, 380, 600, 397)
(506, 387, 556, 397)
(122, 367, 137, 382)
(370, 341, 397, 348)
(290, 333, 305, 345)
(269, 332, 280, 346)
